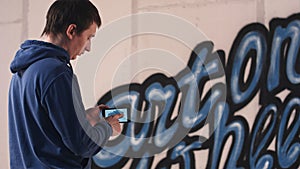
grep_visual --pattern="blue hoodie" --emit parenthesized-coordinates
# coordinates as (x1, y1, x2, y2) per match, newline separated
(9, 40, 112, 169)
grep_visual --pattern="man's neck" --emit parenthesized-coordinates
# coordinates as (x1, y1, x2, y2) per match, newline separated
(42, 34, 68, 51)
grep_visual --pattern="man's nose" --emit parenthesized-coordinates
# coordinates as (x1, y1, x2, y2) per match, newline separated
(85, 40, 91, 52)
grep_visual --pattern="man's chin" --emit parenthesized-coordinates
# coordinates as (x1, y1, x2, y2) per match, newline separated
(70, 55, 77, 60)
(72, 52, 84, 60)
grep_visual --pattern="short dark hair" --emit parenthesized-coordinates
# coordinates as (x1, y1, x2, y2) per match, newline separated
(41, 0, 101, 36)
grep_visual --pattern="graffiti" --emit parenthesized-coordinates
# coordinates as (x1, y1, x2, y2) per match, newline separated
(92, 13, 300, 169)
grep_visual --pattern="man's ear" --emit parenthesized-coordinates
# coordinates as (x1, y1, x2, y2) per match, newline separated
(66, 24, 77, 40)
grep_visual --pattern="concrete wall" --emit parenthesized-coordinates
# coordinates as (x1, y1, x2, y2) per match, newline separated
(0, 0, 299, 168)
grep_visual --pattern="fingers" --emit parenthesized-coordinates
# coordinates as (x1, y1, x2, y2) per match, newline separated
(105, 113, 123, 122)
(114, 113, 123, 119)
(97, 104, 109, 110)
(105, 115, 122, 136)
(97, 105, 124, 136)
(85, 107, 101, 126)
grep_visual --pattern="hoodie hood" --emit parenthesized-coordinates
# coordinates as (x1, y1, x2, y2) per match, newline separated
(10, 40, 70, 73)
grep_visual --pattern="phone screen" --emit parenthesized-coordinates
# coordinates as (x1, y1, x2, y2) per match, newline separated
(103, 108, 128, 123)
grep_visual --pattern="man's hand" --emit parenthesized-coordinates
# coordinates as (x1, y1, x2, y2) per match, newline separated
(85, 104, 109, 126)
(86, 104, 123, 136)
(105, 113, 123, 136)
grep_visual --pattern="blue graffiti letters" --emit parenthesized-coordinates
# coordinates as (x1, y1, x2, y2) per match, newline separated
(227, 24, 267, 109)
(209, 102, 247, 169)
(268, 18, 300, 92)
(249, 102, 278, 169)
(277, 94, 300, 169)
(92, 14, 300, 169)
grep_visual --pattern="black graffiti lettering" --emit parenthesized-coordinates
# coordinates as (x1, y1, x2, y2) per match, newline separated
(249, 101, 278, 169)
(227, 23, 268, 111)
(92, 13, 300, 169)
(277, 94, 300, 169)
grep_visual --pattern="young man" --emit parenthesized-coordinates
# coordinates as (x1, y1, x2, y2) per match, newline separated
(8, 0, 122, 168)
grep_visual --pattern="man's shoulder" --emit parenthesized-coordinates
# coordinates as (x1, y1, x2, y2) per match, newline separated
(30, 57, 72, 75)
(24, 57, 73, 87)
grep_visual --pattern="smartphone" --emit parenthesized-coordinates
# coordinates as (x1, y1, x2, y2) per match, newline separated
(103, 108, 129, 123)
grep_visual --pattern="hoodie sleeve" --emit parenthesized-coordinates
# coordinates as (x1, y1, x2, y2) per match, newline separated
(41, 72, 112, 157)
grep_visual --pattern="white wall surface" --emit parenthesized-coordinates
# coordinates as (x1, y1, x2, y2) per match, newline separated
(0, 0, 299, 168)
